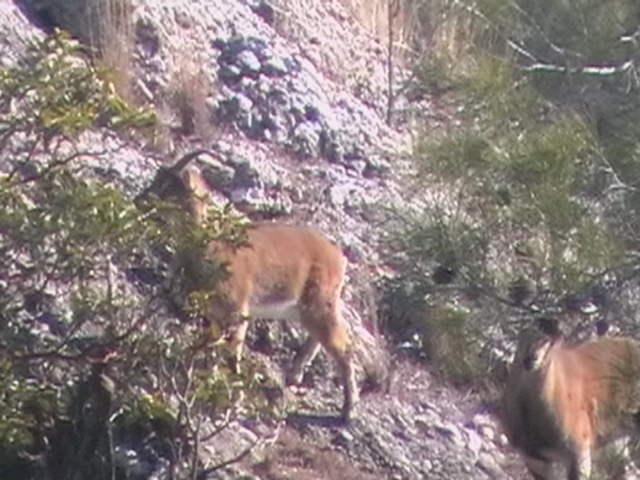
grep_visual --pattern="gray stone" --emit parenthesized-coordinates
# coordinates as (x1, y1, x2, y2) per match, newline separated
(364, 156, 391, 177)
(248, 0, 275, 25)
(262, 56, 289, 77)
(136, 17, 161, 58)
(291, 121, 321, 157)
(219, 64, 243, 83)
(236, 49, 261, 76)
(235, 93, 254, 113)
(200, 162, 235, 191)
(320, 130, 344, 163)
(327, 183, 353, 207)
(222, 36, 269, 62)
(466, 428, 483, 458)
(231, 159, 260, 189)
(216, 93, 253, 123)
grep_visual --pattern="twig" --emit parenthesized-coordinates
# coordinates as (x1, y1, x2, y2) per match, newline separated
(386, 0, 401, 125)
(199, 409, 235, 443)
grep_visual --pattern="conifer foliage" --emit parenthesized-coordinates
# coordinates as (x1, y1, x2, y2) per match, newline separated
(385, 0, 640, 382)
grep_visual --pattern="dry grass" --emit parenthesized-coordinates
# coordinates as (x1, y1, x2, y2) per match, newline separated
(271, 0, 476, 118)
(83, 0, 136, 104)
(340, 0, 423, 57)
(165, 51, 215, 141)
(151, 102, 176, 154)
(148, 47, 215, 152)
(342, 0, 390, 40)
(342, 0, 478, 66)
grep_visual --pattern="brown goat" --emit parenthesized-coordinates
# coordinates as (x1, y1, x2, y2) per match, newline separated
(137, 150, 359, 421)
(503, 318, 640, 479)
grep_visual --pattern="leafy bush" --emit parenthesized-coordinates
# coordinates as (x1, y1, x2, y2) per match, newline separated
(420, 305, 484, 385)
(0, 31, 274, 479)
(383, 0, 640, 390)
(0, 30, 153, 137)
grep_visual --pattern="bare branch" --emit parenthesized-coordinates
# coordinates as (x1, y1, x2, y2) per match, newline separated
(520, 60, 635, 76)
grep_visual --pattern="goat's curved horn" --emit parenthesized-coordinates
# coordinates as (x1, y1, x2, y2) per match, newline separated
(169, 149, 222, 172)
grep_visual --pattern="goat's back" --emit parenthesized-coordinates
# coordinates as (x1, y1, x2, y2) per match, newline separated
(214, 223, 347, 308)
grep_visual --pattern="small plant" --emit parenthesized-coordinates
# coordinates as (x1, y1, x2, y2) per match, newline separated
(420, 304, 486, 385)
(165, 55, 214, 139)
(0, 29, 154, 142)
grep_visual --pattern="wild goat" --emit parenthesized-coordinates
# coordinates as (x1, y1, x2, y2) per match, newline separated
(136, 150, 360, 421)
(503, 317, 640, 479)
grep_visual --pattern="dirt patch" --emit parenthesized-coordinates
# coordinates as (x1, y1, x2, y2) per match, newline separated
(251, 428, 379, 480)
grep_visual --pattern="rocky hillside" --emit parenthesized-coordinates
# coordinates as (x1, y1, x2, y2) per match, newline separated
(0, 1, 528, 478)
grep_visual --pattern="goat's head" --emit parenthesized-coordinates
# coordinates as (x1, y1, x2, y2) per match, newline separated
(135, 149, 219, 220)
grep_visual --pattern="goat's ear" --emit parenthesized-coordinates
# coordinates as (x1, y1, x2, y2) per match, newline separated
(180, 168, 194, 189)
(536, 316, 561, 338)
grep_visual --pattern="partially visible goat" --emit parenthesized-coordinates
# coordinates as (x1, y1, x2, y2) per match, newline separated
(137, 151, 362, 421)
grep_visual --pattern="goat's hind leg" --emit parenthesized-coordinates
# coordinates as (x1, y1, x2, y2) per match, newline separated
(524, 454, 556, 480)
(303, 309, 358, 422)
(287, 337, 321, 386)
(226, 318, 250, 375)
(330, 340, 358, 423)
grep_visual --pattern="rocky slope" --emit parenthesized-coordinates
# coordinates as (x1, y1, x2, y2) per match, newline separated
(1, 1, 528, 478)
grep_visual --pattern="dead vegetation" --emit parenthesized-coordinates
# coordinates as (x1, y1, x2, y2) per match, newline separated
(252, 429, 378, 480)
(165, 51, 215, 140)
(92, 0, 136, 104)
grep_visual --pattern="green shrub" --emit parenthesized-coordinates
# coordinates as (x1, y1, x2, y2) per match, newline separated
(0, 31, 265, 479)
(382, 0, 640, 391)
(420, 305, 485, 385)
